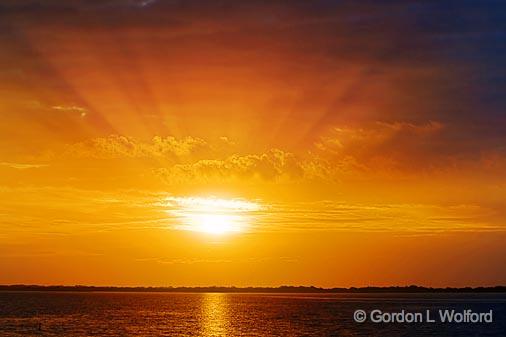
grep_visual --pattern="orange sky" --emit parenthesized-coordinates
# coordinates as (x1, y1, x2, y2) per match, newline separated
(1, 0, 505, 287)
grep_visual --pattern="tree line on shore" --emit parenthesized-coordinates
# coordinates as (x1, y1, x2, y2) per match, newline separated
(1, 284, 505, 293)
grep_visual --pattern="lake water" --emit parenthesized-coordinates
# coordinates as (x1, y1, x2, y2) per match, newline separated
(0, 292, 505, 336)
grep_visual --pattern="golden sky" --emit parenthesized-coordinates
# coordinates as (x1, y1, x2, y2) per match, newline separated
(1, 0, 505, 287)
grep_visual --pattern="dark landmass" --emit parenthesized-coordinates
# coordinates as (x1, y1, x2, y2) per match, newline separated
(1, 285, 505, 293)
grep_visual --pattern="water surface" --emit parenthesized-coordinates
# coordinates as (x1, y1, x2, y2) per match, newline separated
(0, 292, 504, 336)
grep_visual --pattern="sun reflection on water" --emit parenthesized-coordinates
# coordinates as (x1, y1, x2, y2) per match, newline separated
(201, 293, 230, 336)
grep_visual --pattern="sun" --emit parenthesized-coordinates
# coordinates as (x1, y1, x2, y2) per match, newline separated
(185, 213, 239, 234)
(166, 196, 261, 234)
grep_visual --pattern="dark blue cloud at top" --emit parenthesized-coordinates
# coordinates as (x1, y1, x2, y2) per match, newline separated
(0, 0, 504, 150)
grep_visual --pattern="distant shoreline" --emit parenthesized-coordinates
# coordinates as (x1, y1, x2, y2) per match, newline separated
(1, 285, 505, 293)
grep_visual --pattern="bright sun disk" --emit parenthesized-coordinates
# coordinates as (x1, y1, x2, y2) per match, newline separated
(166, 196, 261, 234)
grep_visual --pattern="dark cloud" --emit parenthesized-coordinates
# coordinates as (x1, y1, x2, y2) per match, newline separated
(1, 0, 504, 157)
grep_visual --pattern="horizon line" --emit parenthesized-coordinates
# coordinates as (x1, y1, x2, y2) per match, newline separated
(2, 284, 506, 293)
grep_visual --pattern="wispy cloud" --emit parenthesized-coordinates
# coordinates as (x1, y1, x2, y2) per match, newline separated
(56, 135, 214, 160)
(134, 256, 298, 265)
(2, 187, 502, 236)
(51, 105, 88, 117)
(51, 105, 87, 112)
(0, 162, 48, 169)
(251, 201, 504, 235)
